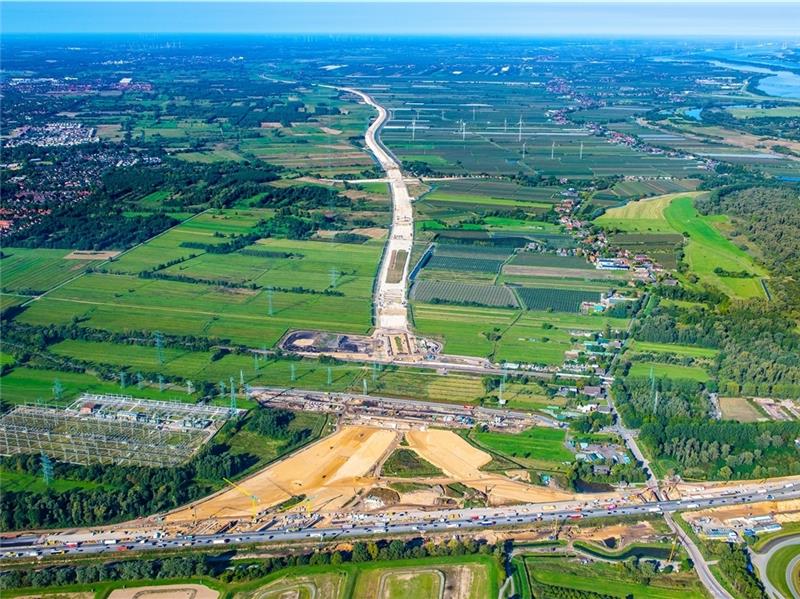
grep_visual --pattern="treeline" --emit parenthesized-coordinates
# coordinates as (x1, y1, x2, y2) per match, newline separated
(567, 459, 647, 488)
(0, 537, 501, 591)
(4, 156, 284, 250)
(2, 322, 230, 357)
(613, 376, 710, 428)
(639, 418, 800, 480)
(0, 441, 254, 531)
(632, 298, 800, 399)
(139, 270, 345, 295)
(246, 407, 311, 447)
(707, 543, 765, 599)
(252, 184, 349, 210)
(4, 195, 178, 250)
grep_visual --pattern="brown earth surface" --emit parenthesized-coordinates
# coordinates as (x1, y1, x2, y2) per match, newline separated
(107, 584, 219, 599)
(65, 250, 120, 260)
(167, 426, 397, 522)
(405, 429, 584, 505)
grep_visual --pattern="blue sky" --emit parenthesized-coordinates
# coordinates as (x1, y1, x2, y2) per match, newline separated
(3, 2, 800, 36)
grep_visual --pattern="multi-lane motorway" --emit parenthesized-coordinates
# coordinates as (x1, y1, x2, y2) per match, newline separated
(4, 483, 799, 561)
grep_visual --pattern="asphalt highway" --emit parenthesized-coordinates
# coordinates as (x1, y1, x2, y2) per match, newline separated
(4, 484, 799, 561)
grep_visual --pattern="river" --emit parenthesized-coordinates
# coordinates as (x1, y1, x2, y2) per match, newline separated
(709, 60, 800, 99)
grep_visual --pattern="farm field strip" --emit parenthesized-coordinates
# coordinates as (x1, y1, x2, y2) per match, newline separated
(411, 279, 519, 308)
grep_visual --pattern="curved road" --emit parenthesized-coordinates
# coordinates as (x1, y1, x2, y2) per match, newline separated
(788, 555, 800, 599)
(337, 86, 414, 333)
(752, 535, 800, 599)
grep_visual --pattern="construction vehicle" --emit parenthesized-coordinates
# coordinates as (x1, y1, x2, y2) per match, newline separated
(223, 477, 261, 520)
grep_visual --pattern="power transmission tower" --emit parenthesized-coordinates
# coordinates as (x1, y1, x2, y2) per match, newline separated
(119, 371, 126, 389)
(136, 372, 143, 389)
(40, 453, 53, 486)
(330, 268, 338, 289)
(372, 362, 379, 382)
(650, 367, 658, 414)
(266, 287, 274, 316)
(229, 376, 235, 406)
(363, 379, 368, 395)
(187, 380, 194, 395)
(327, 367, 332, 386)
(154, 331, 165, 366)
(158, 375, 164, 392)
(290, 363, 296, 382)
(579, 141, 584, 160)
(254, 354, 260, 371)
(52, 379, 63, 401)
(551, 141, 555, 160)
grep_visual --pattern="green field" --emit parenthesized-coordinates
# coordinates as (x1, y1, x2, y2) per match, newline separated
(765, 544, 800, 599)
(663, 195, 767, 298)
(596, 192, 766, 298)
(594, 192, 690, 233)
(472, 426, 573, 468)
(522, 555, 707, 599)
(628, 340, 718, 359)
(629, 361, 710, 382)
(0, 366, 205, 406)
(0, 248, 97, 295)
(413, 303, 628, 365)
(381, 448, 444, 478)
(17, 264, 374, 348)
(0, 468, 111, 494)
(727, 106, 800, 119)
(5, 339, 491, 407)
(1, 554, 497, 599)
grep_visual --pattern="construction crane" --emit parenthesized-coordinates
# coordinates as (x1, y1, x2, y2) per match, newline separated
(223, 477, 260, 520)
(667, 534, 680, 562)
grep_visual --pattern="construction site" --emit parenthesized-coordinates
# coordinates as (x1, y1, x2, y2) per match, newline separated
(250, 386, 544, 432)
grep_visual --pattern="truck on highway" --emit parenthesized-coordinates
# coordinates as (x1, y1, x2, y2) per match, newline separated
(102, 539, 117, 546)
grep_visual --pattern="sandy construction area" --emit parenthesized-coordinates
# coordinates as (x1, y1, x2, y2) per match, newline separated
(406, 429, 578, 505)
(65, 250, 120, 260)
(686, 498, 800, 525)
(108, 584, 218, 599)
(167, 426, 397, 522)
